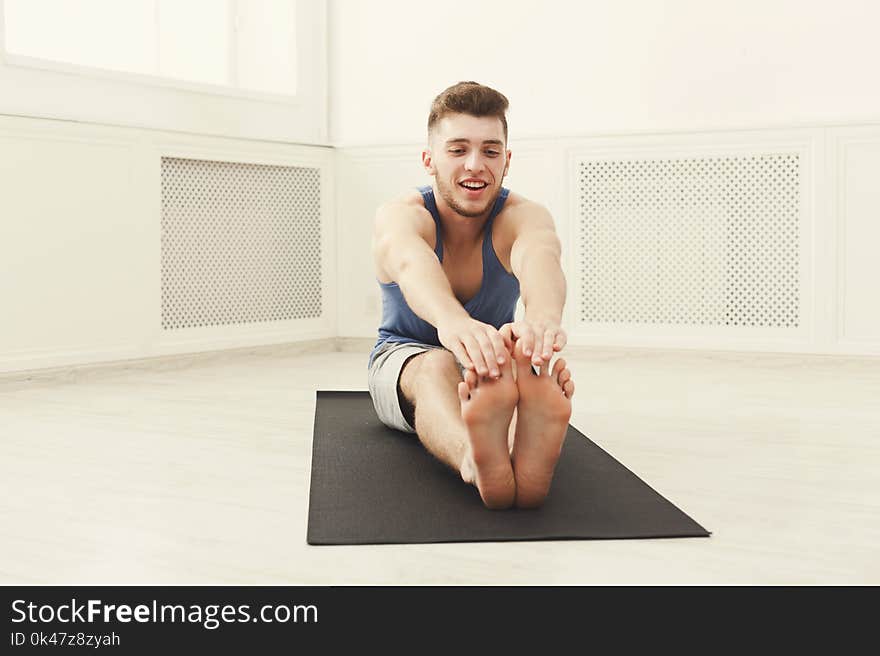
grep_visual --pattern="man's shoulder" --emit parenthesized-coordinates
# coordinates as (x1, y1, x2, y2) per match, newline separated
(380, 189, 427, 212)
(501, 190, 544, 214)
(374, 189, 434, 241)
(497, 191, 553, 231)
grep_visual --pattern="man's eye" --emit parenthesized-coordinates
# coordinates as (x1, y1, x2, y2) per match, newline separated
(485, 151, 500, 156)
(449, 149, 464, 154)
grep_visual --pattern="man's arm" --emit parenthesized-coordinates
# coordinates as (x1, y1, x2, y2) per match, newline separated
(372, 201, 511, 376)
(372, 201, 465, 328)
(506, 202, 568, 366)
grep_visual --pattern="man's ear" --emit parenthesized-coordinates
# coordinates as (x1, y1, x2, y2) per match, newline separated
(422, 148, 436, 175)
(503, 149, 512, 178)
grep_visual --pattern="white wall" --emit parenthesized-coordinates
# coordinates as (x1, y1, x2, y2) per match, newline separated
(0, 0, 327, 144)
(328, 0, 880, 146)
(330, 0, 880, 356)
(4, 1, 880, 373)
(0, 114, 335, 374)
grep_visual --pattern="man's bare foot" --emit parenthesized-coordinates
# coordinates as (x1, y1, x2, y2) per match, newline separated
(510, 339, 575, 509)
(457, 357, 518, 509)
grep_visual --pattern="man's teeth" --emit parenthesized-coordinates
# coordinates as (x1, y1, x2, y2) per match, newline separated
(461, 182, 487, 189)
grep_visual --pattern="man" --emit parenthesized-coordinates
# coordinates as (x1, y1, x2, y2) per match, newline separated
(367, 81, 575, 510)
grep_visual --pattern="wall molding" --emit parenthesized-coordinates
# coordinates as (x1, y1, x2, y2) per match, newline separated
(829, 126, 880, 353)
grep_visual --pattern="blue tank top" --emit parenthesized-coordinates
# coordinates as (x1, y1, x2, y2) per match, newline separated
(368, 185, 520, 368)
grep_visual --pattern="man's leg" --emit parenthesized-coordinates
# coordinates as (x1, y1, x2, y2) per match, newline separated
(399, 348, 518, 509)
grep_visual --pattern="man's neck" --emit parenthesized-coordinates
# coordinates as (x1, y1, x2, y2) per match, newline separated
(432, 186, 489, 251)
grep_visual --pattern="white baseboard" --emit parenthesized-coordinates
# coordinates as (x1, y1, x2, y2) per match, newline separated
(0, 338, 336, 388)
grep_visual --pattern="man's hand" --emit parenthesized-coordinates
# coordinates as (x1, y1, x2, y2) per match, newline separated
(499, 319, 567, 367)
(437, 316, 513, 379)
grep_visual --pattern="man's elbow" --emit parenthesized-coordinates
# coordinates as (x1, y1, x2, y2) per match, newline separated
(515, 241, 562, 277)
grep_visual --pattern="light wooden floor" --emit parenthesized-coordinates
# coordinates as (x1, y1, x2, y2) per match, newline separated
(2, 340, 878, 584)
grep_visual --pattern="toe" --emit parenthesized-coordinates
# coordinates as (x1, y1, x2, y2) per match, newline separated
(458, 380, 470, 402)
(499, 352, 514, 378)
(513, 338, 529, 362)
(464, 369, 478, 390)
(551, 358, 566, 380)
(563, 380, 574, 399)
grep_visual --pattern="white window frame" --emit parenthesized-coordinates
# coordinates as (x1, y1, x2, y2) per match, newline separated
(0, 0, 304, 106)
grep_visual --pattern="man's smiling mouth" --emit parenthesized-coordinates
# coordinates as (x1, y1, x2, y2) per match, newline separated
(459, 180, 488, 194)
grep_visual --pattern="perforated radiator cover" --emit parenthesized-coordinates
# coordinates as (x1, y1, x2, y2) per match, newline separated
(576, 154, 800, 328)
(161, 157, 322, 330)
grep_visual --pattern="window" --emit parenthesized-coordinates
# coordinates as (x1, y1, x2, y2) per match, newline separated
(2, 0, 297, 100)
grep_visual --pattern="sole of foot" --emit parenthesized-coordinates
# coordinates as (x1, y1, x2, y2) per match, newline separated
(458, 355, 519, 509)
(510, 338, 574, 509)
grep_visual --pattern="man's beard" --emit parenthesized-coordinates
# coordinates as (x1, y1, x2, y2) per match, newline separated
(436, 177, 501, 219)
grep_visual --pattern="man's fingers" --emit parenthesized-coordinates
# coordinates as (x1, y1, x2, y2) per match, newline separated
(542, 328, 557, 359)
(553, 331, 568, 351)
(488, 330, 509, 366)
(452, 341, 473, 371)
(518, 324, 568, 363)
(521, 326, 536, 357)
(461, 335, 490, 376)
(529, 328, 544, 364)
(448, 321, 567, 375)
(473, 332, 502, 376)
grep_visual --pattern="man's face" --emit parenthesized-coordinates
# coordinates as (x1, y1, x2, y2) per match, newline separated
(423, 113, 511, 219)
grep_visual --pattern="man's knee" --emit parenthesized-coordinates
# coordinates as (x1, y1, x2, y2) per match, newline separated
(418, 349, 462, 383)
(399, 349, 460, 400)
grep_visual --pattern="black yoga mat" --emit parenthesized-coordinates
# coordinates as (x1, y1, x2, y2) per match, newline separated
(307, 391, 710, 545)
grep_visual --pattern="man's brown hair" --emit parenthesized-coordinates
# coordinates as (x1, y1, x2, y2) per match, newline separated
(427, 81, 509, 143)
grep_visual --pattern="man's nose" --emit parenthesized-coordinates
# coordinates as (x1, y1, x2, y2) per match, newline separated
(464, 151, 484, 172)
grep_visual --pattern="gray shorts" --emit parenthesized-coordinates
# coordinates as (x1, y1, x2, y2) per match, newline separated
(367, 341, 465, 433)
